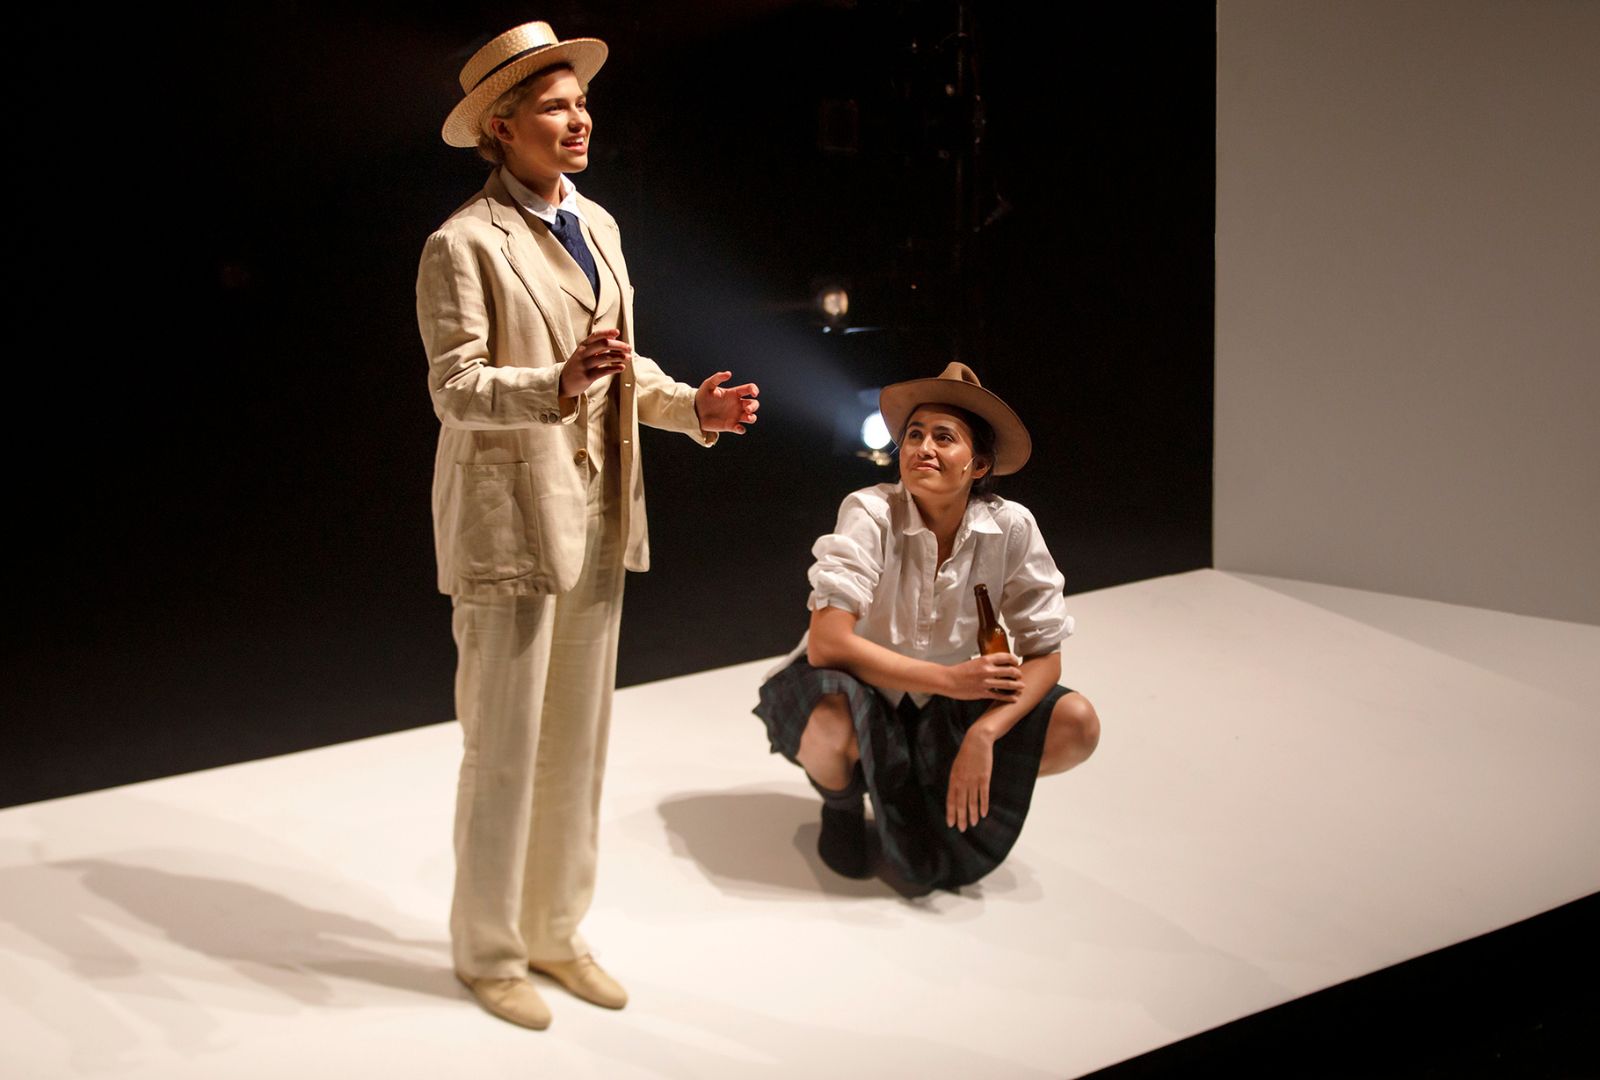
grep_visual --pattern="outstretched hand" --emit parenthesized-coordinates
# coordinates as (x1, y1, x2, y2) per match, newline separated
(695, 371, 760, 434)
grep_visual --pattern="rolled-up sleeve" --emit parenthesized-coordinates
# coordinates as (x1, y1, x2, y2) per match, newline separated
(999, 506, 1074, 657)
(805, 494, 886, 617)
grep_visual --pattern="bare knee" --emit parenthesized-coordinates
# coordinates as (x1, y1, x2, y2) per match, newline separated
(1039, 692, 1100, 776)
(799, 694, 859, 764)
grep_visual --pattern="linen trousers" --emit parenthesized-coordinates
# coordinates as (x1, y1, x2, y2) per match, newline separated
(448, 463, 624, 979)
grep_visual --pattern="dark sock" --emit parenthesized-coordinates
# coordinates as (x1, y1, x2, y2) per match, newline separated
(808, 763, 865, 810)
(810, 764, 869, 879)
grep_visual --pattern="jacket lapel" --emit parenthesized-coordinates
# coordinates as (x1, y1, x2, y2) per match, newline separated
(578, 194, 630, 316)
(531, 222, 599, 314)
(580, 216, 620, 319)
(484, 172, 578, 357)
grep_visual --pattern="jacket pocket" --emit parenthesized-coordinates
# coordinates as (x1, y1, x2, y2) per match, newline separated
(453, 462, 540, 582)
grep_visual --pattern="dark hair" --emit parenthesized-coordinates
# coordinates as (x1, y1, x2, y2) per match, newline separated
(897, 403, 999, 501)
(475, 61, 582, 166)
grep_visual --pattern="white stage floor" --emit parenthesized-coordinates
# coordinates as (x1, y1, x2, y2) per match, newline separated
(3, 570, 1597, 1078)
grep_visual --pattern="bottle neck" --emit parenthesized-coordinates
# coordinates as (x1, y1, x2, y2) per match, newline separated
(975, 585, 997, 625)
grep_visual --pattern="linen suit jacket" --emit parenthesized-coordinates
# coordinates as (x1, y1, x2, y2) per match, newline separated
(416, 169, 714, 597)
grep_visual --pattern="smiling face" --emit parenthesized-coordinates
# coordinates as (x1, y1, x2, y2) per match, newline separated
(897, 405, 992, 501)
(489, 66, 591, 195)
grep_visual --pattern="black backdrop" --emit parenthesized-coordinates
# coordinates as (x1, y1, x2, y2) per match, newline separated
(4, 2, 1213, 808)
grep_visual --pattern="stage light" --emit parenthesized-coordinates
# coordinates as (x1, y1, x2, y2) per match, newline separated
(818, 286, 849, 322)
(833, 389, 894, 467)
(860, 410, 891, 451)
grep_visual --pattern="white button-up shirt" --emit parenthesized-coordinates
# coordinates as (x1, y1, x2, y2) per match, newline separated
(778, 482, 1075, 706)
(500, 168, 586, 227)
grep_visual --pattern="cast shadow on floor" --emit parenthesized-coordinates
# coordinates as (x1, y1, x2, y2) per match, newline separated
(0, 856, 456, 1008)
(655, 788, 1034, 903)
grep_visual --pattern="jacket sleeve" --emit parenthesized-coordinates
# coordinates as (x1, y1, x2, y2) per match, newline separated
(416, 228, 567, 430)
(633, 354, 717, 446)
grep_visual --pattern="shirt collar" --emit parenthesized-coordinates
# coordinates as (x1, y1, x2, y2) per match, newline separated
(898, 484, 1004, 541)
(499, 167, 584, 226)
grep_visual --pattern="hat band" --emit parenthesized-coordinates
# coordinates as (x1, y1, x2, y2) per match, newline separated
(471, 41, 563, 92)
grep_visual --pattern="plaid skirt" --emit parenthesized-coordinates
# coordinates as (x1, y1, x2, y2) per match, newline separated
(754, 656, 1068, 890)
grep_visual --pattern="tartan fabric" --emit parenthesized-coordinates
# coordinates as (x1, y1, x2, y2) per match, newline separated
(754, 657, 1067, 889)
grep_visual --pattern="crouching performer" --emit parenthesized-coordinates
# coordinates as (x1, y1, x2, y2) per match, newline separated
(755, 364, 1099, 889)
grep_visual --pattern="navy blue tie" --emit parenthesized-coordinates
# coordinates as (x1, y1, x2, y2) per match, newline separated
(550, 210, 600, 299)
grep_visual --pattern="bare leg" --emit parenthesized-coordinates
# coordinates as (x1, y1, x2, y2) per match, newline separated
(795, 693, 869, 878)
(795, 693, 860, 790)
(1039, 692, 1101, 776)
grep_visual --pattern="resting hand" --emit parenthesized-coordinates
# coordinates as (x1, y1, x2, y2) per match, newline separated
(946, 731, 994, 832)
(695, 371, 760, 434)
(560, 328, 631, 399)
(942, 653, 1023, 701)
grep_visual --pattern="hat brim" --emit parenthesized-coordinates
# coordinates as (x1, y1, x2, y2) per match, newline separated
(879, 378, 1032, 475)
(442, 39, 608, 148)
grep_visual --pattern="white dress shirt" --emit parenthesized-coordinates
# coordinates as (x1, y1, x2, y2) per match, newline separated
(778, 482, 1075, 706)
(500, 168, 586, 226)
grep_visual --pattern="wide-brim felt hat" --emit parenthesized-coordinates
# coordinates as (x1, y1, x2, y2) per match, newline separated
(879, 362, 1032, 475)
(442, 21, 608, 148)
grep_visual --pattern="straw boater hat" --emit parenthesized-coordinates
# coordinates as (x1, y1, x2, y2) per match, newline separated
(879, 362, 1032, 475)
(441, 21, 609, 148)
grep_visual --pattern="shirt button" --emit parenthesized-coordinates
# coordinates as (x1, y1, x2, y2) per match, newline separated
(574, 448, 589, 466)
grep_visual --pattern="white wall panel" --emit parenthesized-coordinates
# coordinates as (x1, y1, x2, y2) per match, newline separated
(1216, 0, 1600, 623)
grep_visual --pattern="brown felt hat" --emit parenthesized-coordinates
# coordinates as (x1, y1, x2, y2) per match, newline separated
(441, 21, 608, 148)
(879, 362, 1032, 475)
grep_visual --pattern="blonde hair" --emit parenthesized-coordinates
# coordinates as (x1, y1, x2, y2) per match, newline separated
(475, 61, 582, 166)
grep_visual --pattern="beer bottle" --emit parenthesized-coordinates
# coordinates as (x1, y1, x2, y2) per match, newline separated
(974, 584, 1010, 656)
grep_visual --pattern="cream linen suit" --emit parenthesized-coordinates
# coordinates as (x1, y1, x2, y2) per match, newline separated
(417, 168, 712, 978)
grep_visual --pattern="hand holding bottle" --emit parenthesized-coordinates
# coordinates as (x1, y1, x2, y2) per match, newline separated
(943, 653, 1024, 700)
(944, 583, 1021, 700)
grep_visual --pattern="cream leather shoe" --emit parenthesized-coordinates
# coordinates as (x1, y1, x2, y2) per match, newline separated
(457, 974, 552, 1030)
(528, 955, 628, 1009)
